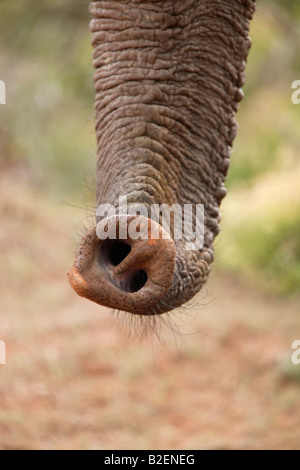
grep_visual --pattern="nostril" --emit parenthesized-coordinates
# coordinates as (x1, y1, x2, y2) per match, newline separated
(119, 269, 148, 293)
(101, 240, 132, 267)
(99, 239, 148, 293)
(129, 269, 148, 293)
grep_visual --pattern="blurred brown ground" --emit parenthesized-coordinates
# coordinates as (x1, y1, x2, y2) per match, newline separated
(0, 170, 299, 450)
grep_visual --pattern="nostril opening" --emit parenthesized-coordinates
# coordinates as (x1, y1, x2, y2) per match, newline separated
(129, 270, 148, 293)
(120, 269, 148, 293)
(101, 240, 132, 267)
(109, 241, 131, 266)
(99, 241, 148, 293)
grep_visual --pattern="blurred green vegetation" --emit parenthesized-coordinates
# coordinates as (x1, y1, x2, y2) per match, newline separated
(219, 0, 300, 295)
(0, 0, 96, 196)
(0, 0, 299, 295)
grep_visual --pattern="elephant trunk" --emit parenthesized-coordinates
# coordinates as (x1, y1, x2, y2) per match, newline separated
(68, 0, 255, 315)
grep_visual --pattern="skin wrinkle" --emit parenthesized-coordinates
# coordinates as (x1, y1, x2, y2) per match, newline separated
(95, 103, 199, 139)
(94, 68, 241, 153)
(95, 102, 226, 169)
(96, 93, 230, 140)
(69, 0, 255, 316)
(95, 130, 181, 186)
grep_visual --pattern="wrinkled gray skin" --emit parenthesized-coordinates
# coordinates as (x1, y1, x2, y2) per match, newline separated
(68, 0, 256, 316)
